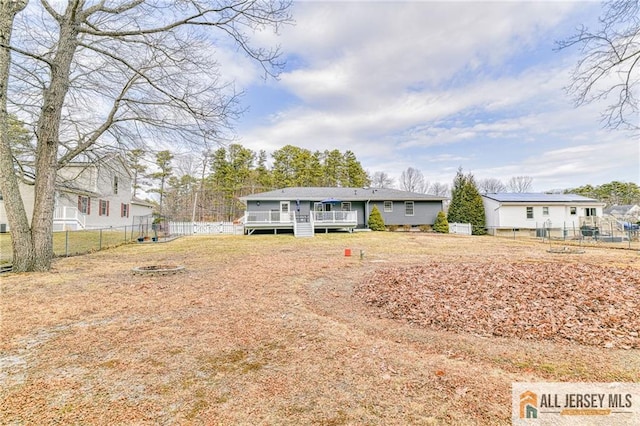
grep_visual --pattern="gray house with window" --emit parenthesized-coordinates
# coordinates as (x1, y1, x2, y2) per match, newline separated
(239, 187, 447, 237)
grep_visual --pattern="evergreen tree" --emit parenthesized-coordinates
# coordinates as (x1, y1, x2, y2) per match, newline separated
(368, 205, 386, 231)
(447, 168, 486, 235)
(148, 150, 174, 217)
(165, 174, 197, 221)
(321, 149, 346, 186)
(432, 211, 449, 233)
(567, 181, 640, 207)
(271, 145, 301, 188)
(343, 150, 370, 187)
(126, 148, 147, 197)
(253, 150, 273, 192)
(7, 114, 33, 161)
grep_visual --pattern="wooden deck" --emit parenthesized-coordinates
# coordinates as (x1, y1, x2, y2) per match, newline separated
(243, 211, 358, 235)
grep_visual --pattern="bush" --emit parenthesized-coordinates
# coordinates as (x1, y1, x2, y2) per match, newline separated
(368, 205, 386, 231)
(432, 211, 449, 233)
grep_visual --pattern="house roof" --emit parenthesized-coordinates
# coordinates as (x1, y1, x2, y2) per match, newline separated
(131, 197, 155, 207)
(240, 187, 447, 202)
(482, 193, 601, 203)
(604, 204, 639, 215)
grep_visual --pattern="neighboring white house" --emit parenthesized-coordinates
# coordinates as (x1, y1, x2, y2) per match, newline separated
(481, 193, 605, 237)
(0, 155, 154, 232)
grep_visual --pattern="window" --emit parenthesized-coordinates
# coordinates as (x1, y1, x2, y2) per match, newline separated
(78, 196, 91, 214)
(121, 203, 129, 218)
(384, 201, 393, 212)
(543, 206, 549, 216)
(314, 202, 323, 211)
(99, 199, 109, 216)
(113, 175, 119, 194)
(570, 207, 577, 215)
(341, 202, 351, 211)
(405, 201, 414, 216)
(526, 206, 534, 219)
(585, 208, 597, 217)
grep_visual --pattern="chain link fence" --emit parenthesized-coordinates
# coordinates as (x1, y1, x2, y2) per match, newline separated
(0, 225, 155, 266)
(489, 220, 640, 250)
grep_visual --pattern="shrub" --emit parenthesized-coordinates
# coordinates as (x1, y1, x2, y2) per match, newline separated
(432, 211, 449, 233)
(368, 205, 386, 231)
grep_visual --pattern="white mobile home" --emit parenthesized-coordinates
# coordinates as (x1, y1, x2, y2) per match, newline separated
(482, 193, 605, 237)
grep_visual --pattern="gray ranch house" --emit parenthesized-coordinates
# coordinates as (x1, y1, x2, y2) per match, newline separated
(239, 187, 447, 237)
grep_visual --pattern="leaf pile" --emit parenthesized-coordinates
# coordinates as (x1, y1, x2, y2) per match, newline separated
(357, 262, 640, 349)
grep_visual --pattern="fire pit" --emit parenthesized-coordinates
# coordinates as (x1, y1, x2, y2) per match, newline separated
(547, 246, 585, 254)
(131, 265, 185, 275)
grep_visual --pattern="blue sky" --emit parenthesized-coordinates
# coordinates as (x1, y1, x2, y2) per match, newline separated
(224, 1, 639, 192)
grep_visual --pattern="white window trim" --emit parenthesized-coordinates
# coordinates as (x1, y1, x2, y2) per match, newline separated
(405, 201, 414, 216)
(384, 201, 393, 212)
(526, 206, 534, 220)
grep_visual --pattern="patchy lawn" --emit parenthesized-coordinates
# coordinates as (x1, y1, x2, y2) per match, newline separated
(1, 233, 639, 425)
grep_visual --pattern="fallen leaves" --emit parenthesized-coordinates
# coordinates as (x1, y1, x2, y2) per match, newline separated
(356, 262, 640, 349)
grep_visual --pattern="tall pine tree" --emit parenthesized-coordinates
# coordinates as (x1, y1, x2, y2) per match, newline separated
(447, 168, 486, 235)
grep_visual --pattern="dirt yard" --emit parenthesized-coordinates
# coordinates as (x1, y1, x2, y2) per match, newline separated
(1, 233, 639, 425)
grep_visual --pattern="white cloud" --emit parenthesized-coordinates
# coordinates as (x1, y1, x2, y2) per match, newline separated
(237, 1, 636, 191)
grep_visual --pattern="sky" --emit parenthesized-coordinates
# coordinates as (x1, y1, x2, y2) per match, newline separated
(222, 0, 639, 192)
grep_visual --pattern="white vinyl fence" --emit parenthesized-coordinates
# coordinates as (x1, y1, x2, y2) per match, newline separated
(169, 221, 244, 235)
(449, 222, 472, 235)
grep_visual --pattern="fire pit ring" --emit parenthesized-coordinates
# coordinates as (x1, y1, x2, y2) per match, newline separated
(131, 265, 185, 275)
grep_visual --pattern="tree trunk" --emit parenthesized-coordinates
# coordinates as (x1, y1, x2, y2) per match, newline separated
(31, 6, 80, 271)
(0, 0, 32, 272)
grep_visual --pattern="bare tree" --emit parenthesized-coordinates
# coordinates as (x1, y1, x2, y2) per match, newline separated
(429, 181, 450, 197)
(399, 167, 428, 193)
(558, 1, 640, 132)
(507, 176, 534, 193)
(370, 171, 394, 189)
(477, 178, 506, 193)
(0, 0, 291, 271)
(0, 0, 30, 271)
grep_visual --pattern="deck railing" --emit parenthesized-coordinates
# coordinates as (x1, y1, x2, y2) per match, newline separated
(244, 210, 357, 226)
(53, 206, 86, 230)
(312, 211, 357, 224)
(245, 211, 295, 224)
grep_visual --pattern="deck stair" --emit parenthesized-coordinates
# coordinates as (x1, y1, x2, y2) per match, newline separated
(294, 221, 314, 238)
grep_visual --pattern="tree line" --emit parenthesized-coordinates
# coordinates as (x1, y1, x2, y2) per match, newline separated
(136, 144, 371, 222)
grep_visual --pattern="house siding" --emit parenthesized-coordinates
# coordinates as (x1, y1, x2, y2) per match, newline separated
(0, 183, 36, 232)
(368, 200, 442, 226)
(482, 194, 604, 235)
(0, 156, 152, 232)
(245, 198, 443, 228)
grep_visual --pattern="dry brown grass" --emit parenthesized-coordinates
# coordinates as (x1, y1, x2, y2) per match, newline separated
(1, 233, 639, 425)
